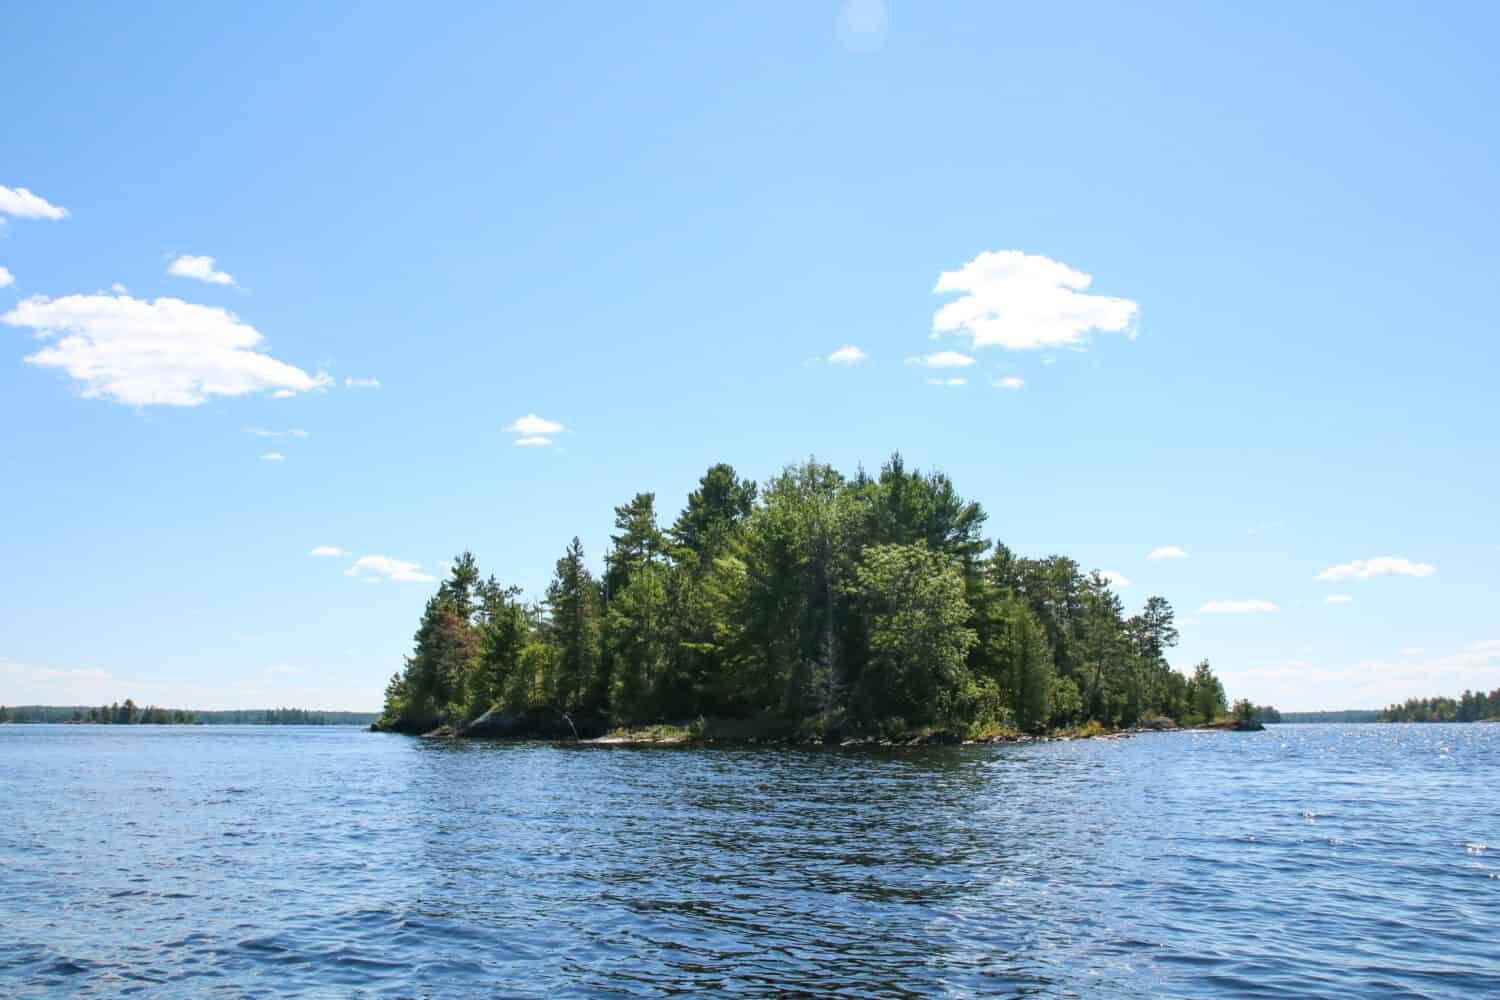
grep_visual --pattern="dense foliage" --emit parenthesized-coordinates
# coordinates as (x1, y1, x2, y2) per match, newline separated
(1380, 688, 1500, 723)
(378, 456, 1233, 737)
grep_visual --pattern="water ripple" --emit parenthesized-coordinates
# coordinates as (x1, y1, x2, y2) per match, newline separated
(0, 723, 1496, 997)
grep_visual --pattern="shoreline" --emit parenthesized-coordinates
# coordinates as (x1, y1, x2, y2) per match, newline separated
(384, 716, 1265, 747)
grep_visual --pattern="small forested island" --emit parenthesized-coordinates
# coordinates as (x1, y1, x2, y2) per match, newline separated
(1380, 688, 1500, 723)
(377, 455, 1259, 743)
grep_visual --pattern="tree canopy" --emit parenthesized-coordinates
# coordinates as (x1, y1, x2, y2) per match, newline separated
(378, 454, 1235, 738)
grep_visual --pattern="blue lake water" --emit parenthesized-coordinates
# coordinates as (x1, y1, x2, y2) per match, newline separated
(0, 723, 1496, 997)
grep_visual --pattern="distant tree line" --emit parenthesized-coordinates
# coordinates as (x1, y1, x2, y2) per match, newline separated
(0, 700, 199, 724)
(0, 703, 376, 725)
(192, 708, 378, 725)
(1380, 688, 1500, 723)
(1277, 710, 1380, 724)
(379, 455, 1234, 738)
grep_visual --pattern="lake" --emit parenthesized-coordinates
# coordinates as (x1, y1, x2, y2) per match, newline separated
(1, 723, 1496, 997)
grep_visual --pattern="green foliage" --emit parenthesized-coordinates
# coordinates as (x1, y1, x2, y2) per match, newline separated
(1380, 687, 1500, 723)
(1187, 661, 1228, 724)
(376, 454, 1238, 737)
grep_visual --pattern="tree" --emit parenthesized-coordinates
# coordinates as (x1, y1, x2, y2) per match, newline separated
(1188, 661, 1227, 723)
(846, 543, 976, 728)
(670, 464, 756, 559)
(545, 538, 603, 713)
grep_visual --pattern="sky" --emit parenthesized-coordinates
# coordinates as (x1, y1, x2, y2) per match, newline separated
(2, 1, 1497, 713)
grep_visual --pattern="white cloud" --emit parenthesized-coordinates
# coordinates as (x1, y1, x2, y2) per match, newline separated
(837, 0, 887, 51)
(259, 451, 285, 462)
(1324, 594, 1355, 605)
(344, 376, 381, 389)
(514, 435, 554, 446)
(1147, 545, 1188, 560)
(827, 344, 868, 364)
(308, 546, 346, 557)
(1401, 647, 1425, 655)
(506, 413, 564, 436)
(1, 293, 330, 406)
(907, 350, 975, 368)
(1314, 556, 1436, 582)
(995, 376, 1025, 390)
(345, 554, 436, 583)
(1198, 599, 1278, 614)
(1101, 570, 1132, 588)
(932, 250, 1140, 350)
(0, 185, 68, 221)
(265, 664, 303, 676)
(111, 282, 128, 294)
(245, 427, 308, 438)
(927, 377, 966, 387)
(166, 254, 236, 286)
(0, 267, 13, 289)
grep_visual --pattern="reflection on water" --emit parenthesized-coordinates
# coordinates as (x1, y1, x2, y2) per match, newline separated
(1, 724, 1496, 997)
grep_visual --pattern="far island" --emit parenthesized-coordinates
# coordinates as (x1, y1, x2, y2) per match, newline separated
(376, 454, 1262, 744)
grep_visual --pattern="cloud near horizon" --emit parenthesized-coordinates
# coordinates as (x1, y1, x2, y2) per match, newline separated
(932, 250, 1139, 350)
(1, 293, 330, 406)
(1314, 556, 1436, 582)
(344, 554, 436, 583)
(166, 254, 235, 286)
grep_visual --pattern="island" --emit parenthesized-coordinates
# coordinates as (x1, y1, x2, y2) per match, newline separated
(375, 455, 1258, 744)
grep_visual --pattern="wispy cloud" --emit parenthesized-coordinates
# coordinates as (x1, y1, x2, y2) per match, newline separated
(245, 427, 308, 439)
(514, 436, 554, 446)
(0, 267, 13, 289)
(1314, 556, 1436, 582)
(907, 350, 975, 368)
(344, 376, 381, 389)
(308, 546, 346, 557)
(1, 294, 330, 406)
(827, 345, 867, 364)
(1199, 599, 1278, 614)
(927, 377, 966, 387)
(0, 185, 68, 221)
(1147, 545, 1188, 561)
(259, 452, 285, 462)
(1324, 594, 1354, 605)
(994, 376, 1025, 390)
(167, 254, 236, 286)
(345, 554, 436, 583)
(932, 250, 1139, 350)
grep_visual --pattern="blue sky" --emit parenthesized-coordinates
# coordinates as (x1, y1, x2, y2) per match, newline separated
(2, 1, 1497, 712)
